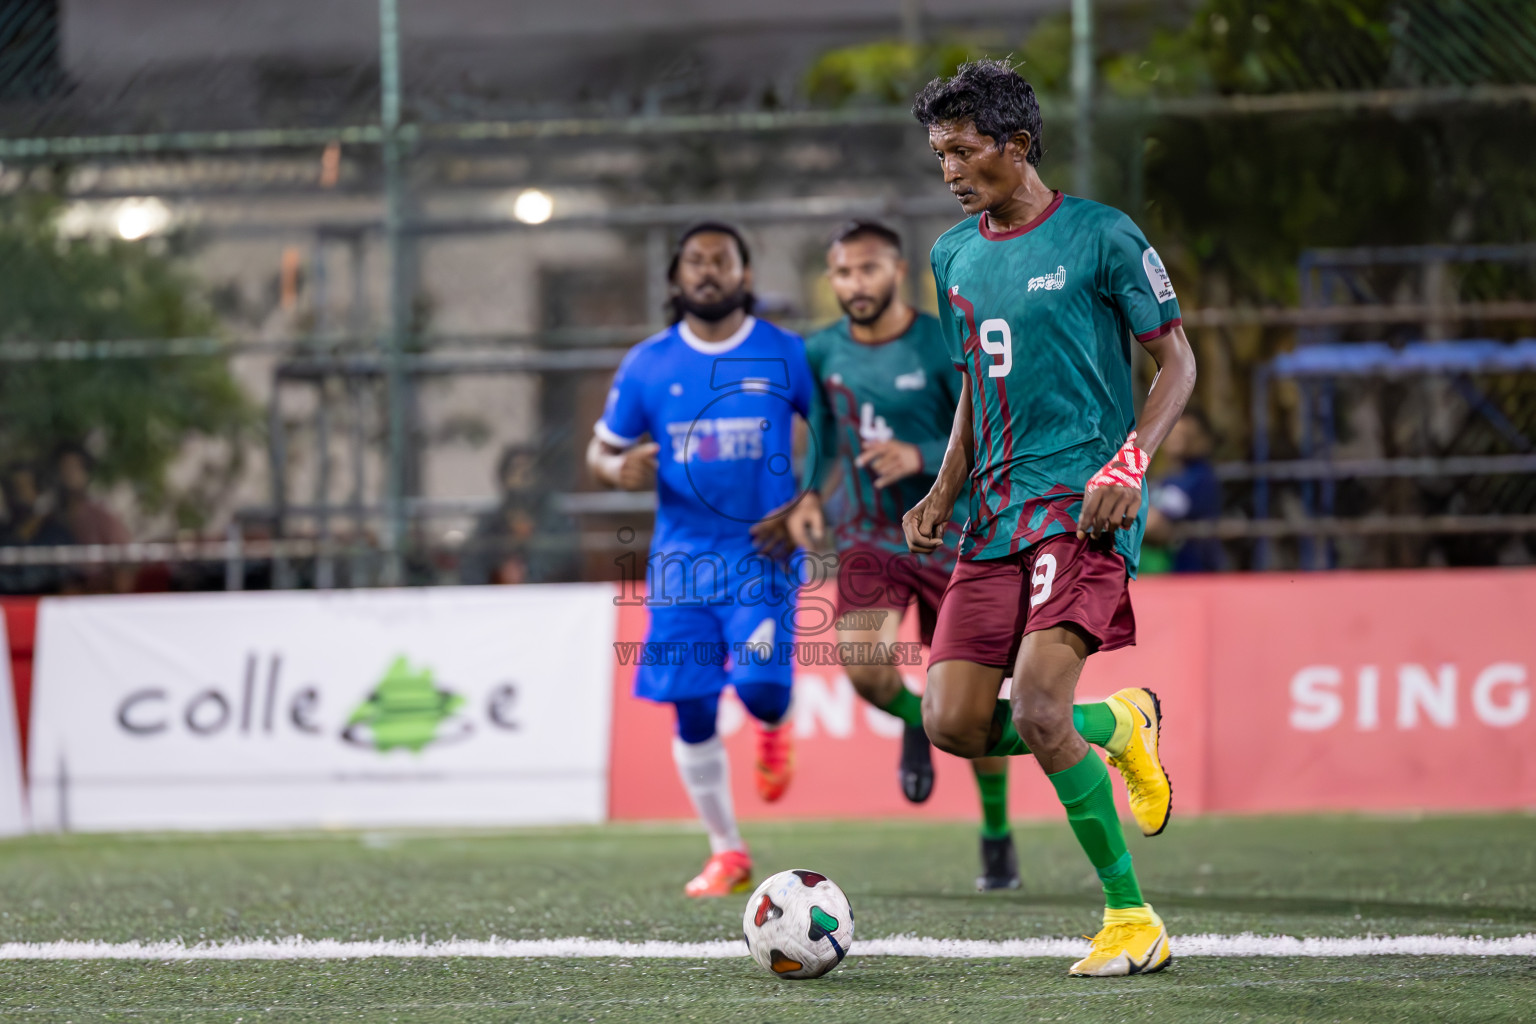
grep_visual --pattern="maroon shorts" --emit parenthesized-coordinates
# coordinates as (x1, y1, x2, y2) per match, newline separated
(928, 533, 1136, 669)
(834, 544, 953, 647)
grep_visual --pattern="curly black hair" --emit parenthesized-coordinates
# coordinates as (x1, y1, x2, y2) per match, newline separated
(911, 58, 1044, 166)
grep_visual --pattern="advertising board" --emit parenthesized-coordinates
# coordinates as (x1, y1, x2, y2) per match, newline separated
(30, 585, 615, 831)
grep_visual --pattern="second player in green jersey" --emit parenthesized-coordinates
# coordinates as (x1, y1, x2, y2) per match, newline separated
(803, 285, 959, 557)
(767, 220, 1020, 890)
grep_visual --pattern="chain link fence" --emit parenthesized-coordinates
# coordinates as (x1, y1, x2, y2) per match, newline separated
(2, 0, 1534, 594)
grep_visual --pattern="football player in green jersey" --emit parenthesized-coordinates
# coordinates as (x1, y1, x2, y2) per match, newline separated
(768, 219, 1021, 889)
(903, 59, 1198, 977)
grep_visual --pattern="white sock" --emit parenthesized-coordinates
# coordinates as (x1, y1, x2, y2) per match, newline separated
(671, 735, 744, 855)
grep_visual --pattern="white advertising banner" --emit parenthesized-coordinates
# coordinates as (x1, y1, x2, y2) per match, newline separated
(29, 585, 616, 832)
(0, 614, 27, 835)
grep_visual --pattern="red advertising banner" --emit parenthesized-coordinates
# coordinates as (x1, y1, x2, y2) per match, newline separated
(608, 569, 1536, 821)
(1201, 569, 1536, 813)
(608, 578, 1208, 823)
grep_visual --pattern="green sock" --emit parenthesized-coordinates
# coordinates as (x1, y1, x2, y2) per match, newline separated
(986, 700, 1029, 756)
(973, 769, 1010, 839)
(1047, 751, 1145, 909)
(985, 700, 1121, 756)
(880, 687, 924, 729)
(1073, 703, 1119, 747)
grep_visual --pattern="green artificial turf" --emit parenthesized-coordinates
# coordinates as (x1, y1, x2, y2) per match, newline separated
(0, 814, 1531, 1022)
(4, 956, 1535, 1024)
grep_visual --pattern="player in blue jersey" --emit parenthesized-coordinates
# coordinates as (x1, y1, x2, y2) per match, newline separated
(588, 222, 814, 898)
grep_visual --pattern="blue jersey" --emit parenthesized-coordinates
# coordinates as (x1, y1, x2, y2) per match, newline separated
(599, 317, 814, 702)
(598, 316, 814, 561)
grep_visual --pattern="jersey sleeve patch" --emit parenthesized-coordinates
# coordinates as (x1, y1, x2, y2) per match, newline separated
(1142, 247, 1176, 302)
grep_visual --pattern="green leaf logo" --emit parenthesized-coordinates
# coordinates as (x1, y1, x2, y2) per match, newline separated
(344, 656, 467, 753)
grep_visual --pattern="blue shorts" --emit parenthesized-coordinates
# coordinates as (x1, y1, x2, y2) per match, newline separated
(633, 552, 798, 703)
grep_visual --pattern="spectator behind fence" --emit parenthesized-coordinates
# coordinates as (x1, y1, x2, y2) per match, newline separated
(458, 445, 579, 585)
(0, 460, 75, 595)
(1144, 409, 1224, 573)
(53, 443, 134, 594)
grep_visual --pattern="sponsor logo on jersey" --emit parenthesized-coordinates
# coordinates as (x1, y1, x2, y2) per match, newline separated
(1142, 247, 1176, 302)
(894, 368, 926, 391)
(1027, 265, 1067, 292)
(665, 417, 765, 463)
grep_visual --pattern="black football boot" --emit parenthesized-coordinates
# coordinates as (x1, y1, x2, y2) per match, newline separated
(976, 833, 1022, 891)
(899, 723, 935, 803)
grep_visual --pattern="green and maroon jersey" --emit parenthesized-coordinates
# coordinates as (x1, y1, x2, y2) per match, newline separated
(802, 311, 966, 558)
(929, 192, 1182, 573)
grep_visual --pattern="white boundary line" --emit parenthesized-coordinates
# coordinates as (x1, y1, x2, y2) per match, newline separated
(0, 934, 1532, 961)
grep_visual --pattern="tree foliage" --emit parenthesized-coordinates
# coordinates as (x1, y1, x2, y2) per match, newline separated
(804, 39, 986, 108)
(1112, 0, 1536, 302)
(0, 194, 255, 527)
(801, 0, 1536, 482)
(803, 0, 1536, 305)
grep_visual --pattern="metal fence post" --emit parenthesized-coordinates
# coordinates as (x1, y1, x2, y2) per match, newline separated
(268, 372, 292, 589)
(645, 226, 669, 328)
(1252, 365, 1272, 570)
(224, 520, 244, 592)
(315, 381, 335, 589)
(1071, 0, 1094, 198)
(380, 0, 409, 586)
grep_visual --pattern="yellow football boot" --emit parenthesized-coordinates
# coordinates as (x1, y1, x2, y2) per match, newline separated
(1070, 905, 1171, 977)
(1105, 687, 1173, 837)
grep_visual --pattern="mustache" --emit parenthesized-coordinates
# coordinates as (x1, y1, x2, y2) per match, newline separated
(839, 286, 895, 326)
(671, 285, 753, 323)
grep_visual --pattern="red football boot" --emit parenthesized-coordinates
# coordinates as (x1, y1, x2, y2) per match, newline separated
(684, 849, 753, 898)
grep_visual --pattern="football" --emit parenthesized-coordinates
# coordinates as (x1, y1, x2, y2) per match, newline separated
(741, 868, 855, 979)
